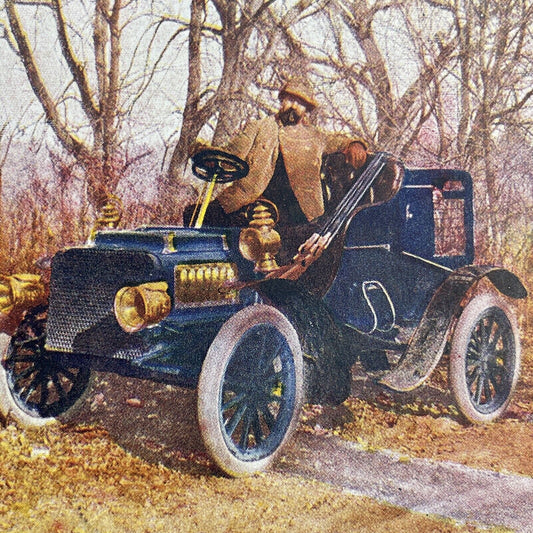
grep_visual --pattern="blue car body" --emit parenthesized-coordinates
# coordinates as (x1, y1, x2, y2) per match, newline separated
(325, 167, 474, 336)
(45, 227, 258, 386)
(43, 163, 523, 395)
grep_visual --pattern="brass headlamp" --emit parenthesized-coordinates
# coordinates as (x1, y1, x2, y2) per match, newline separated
(114, 281, 171, 333)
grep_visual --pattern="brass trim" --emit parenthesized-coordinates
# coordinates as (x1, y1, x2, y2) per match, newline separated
(174, 262, 239, 307)
(238, 203, 281, 272)
(89, 195, 123, 242)
(163, 232, 177, 254)
(0, 274, 47, 316)
(0, 274, 48, 335)
(114, 281, 171, 333)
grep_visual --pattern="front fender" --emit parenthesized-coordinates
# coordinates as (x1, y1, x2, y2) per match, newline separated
(379, 265, 527, 392)
(485, 268, 527, 299)
(257, 278, 352, 405)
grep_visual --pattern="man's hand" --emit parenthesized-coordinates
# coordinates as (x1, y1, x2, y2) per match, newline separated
(266, 232, 332, 281)
(221, 231, 332, 291)
(343, 141, 367, 169)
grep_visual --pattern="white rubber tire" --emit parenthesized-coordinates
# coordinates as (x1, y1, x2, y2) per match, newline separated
(449, 292, 521, 424)
(0, 332, 92, 428)
(198, 304, 303, 477)
(0, 333, 56, 427)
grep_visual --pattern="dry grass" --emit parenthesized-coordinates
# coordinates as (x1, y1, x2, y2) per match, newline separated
(302, 344, 533, 478)
(1, 325, 529, 532)
(3, 344, 530, 532)
(0, 396, 488, 533)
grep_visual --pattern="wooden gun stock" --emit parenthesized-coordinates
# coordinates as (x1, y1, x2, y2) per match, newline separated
(269, 152, 397, 286)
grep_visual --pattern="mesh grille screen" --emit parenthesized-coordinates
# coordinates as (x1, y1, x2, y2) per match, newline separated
(46, 248, 157, 358)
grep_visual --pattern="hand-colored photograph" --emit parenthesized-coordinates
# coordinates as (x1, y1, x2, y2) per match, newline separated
(0, 1, 531, 531)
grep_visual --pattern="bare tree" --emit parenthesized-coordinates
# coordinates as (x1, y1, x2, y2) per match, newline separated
(2, 0, 531, 279)
(421, 0, 533, 264)
(164, 0, 329, 220)
(286, 1, 455, 158)
(3, 0, 158, 210)
(0, 122, 15, 266)
(0, 122, 14, 217)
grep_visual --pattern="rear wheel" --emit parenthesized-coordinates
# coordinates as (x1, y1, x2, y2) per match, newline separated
(449, 292, 520, 423)
(198, 304, 303, 476)
(0, 306, 92, 427)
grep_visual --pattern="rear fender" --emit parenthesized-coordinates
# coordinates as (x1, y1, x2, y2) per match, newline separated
(379, 265, 527, 392)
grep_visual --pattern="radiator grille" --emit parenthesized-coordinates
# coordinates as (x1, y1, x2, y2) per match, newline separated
(46, 248, 158, 358)
(174, 262, 238, 307)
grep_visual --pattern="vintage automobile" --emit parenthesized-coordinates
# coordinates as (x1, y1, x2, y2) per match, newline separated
(0, 149, 527, 477)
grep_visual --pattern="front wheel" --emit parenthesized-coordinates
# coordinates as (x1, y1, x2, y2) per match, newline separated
(0, 306, 92, 427)
(198, 304, 303, 476)
(449, 292, 521, 424)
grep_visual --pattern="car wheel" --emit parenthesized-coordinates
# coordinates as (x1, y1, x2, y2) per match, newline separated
(449, 292, 521, 424)
(197, 304, 303, 476)
(0, 306, 93, 428)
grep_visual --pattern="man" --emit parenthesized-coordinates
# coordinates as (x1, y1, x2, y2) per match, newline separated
(189, 77, 368, 228)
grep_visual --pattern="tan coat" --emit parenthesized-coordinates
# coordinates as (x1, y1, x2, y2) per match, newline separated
(216, 115, 365, 221)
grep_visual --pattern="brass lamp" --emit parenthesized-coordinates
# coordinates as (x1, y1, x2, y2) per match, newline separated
(239, 202, 281, 272)
(0, 274, 48, 335)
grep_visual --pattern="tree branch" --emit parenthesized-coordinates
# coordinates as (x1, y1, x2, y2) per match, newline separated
(10, 0, 52, 5)
(0, 18, 19, 52)
(126, 20, 188, 112)
(4, 0, 89, 158)
(93, 0, 109, 139)
(492, 88, 533, 121)
(239, 0, 278, 34)
(102, 0, 121, 150)
(51, 0, 100, 122)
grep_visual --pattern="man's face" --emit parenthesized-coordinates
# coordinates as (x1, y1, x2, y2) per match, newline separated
(278, 95, 309, 126)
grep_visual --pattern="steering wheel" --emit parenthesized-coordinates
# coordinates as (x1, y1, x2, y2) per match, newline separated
(191, 149, 249, 183)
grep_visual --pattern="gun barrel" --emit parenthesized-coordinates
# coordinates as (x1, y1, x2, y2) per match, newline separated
(321, 152, 389, 239)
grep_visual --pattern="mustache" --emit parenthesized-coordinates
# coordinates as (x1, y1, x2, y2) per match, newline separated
(278, 108, 303, 126)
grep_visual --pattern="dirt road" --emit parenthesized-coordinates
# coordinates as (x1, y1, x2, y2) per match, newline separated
(277, 432, 533, 532)
(75, 372, 533, 532)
